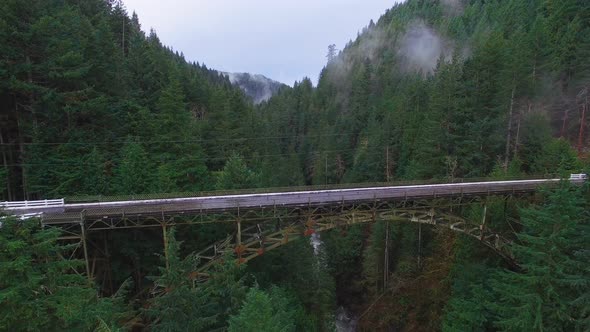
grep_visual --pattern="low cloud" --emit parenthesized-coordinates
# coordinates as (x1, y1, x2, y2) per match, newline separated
(324, 24, 386, 88)
(224, 72, 282, 104)
(357, 26, 387, 61)
(440, 0, 463, 15)
(398, 21, 454, 74)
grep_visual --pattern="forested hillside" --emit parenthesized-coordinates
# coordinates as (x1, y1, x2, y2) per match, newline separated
(224, 72, 286, 104)
(1, 0, 589, 331)
(0, 0, 256, 201)
(257, 0, 589, 185)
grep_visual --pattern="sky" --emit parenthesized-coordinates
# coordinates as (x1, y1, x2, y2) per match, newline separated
(122, 0, 401, 86)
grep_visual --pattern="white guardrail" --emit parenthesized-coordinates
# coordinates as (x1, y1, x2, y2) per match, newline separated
(0, 199, 65, 210)
(0, 200, 64, 225)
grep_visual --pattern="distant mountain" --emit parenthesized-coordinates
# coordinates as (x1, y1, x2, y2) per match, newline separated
(223, 72, 286, 104)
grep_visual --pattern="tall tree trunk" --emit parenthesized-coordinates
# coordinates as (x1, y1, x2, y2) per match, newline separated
(25, 55, 38, 129)
(504, 83, 516, 170)
(0, 127, 13, 201)
(19, 54, 37, 200)
(16, 113, 27, 200)
(13, 93, 28, 200)
(532, 51, 537, 88)
(577, 104, 586, 155)
(513, 114, 521, 160)
(578, 90, 588, 155)
(561, 109, 569, 138)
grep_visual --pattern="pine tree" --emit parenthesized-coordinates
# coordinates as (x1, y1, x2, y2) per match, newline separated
(0, 216, 128, 331)
(145, 228, 215, 332)
(490, 185, 590, 331)
(114, 137, 153, 195)
(532, 138, 581, 175)
(228, 287, 297, 332)
(151, 74, 210, 192)
(216, 153, 258, 190)
(0, 167, 7, 200)
(146, 228, 248, 331)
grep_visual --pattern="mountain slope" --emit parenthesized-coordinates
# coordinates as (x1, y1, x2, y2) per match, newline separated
(257, 0, 590, 185)
(223, 72, 286, 104)
(0, 1, 254, 199)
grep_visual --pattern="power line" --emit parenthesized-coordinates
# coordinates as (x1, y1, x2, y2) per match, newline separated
(1, 149, 390, 168)
(0, 132, 361, 147)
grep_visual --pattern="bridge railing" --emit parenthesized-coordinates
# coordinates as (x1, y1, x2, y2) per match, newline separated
(0, 199, 65, 210)
(64, 174, 560, 203)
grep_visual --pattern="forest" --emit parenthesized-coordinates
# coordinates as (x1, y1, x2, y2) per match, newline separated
(1, 0, 589, 331)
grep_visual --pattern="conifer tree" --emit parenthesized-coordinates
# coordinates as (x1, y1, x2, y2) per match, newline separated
(147, 228, 248, 331)
(146, 228, 215, 332)
(228, 287, 297, 332)
(0, 216, 128, 331)
(490, 185, 590, 331)
(216, 153, 258, 190)
(114, 138, 153, 195)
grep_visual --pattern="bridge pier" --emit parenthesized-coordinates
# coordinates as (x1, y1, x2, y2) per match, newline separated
(235, 216, 244, 263)
(417, 222, 422, 268)
(79, 212, 91, 283)
(384, 221, 389, 289)
(162, 222, 170, 271)
(480, 204, 488, 241)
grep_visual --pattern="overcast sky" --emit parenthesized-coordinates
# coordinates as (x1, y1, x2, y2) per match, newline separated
(122, 0, 401, 85)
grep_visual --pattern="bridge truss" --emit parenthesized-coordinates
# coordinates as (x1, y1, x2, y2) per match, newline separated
(40, 193, 522, 283)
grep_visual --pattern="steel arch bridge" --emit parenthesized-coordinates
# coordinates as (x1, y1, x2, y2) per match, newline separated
(2, 176, 584, 282)
(189, 199, 511, 282)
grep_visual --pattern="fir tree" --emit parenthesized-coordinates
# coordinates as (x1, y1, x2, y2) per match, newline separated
(114, 137, 153, 195)
(145, 228, 215, 332)
(216, 153, 258, 190)
(228, 287, 298, 332)
(0, 216, 129, 331)
(490, 185, 590, 331)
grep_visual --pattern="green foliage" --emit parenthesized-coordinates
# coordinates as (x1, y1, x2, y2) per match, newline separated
(361, 221, 387, 296)
(490, 185, 590, 331)
(443, 184, 590, 331)
(1, 0, 587, 194)
(255, 0, 588, 183)
(228, 286, 301, 332)
(0, 216, 129, 331)
(216, 153, 258, 190)
(244, 238, 336, 331)
(145, 228, 212, 332)
(114, 138, 153, 195)
(442, 265, 494, 331)
(0, 0, 250, 199)
(532, 138, 582, 176)
(146, 228, 248, 331)
(442, 238, 498, 332)
(323, 225, 365, 296)
(200, 258, 249, 329)
(0, 167, 7, 200)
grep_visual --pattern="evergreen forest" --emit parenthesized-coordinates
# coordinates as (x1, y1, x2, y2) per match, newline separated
(1, 0, 589, 331)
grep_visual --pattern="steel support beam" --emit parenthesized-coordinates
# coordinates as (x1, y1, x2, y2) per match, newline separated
(44, 194, 520, 281)
(79, 212, 91, 282)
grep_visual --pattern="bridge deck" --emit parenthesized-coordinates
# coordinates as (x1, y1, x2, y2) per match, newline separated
(3, 178, 578, 223)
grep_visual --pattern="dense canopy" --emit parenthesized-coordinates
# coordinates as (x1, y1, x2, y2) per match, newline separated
(1, 0, 589, 331)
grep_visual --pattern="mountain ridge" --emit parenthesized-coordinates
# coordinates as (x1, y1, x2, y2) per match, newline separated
(222, 72, 286, 104)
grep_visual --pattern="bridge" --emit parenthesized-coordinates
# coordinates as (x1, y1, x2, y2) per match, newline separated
(1, 176, 584, 282)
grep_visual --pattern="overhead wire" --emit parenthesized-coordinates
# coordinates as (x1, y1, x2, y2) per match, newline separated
(0, 148, 391, 167)
(0, 132, 362, 146)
